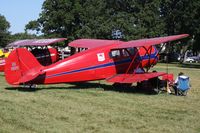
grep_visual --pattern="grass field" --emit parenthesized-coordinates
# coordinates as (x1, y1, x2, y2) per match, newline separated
(0, 63, 200, 133)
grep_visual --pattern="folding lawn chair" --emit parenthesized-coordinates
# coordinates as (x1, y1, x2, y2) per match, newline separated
(176, 76, 190, 96)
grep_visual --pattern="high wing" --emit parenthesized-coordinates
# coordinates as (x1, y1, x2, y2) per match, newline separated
(112, 34, 189, 49)
(7, 38, 67, 47)
(69, 39, 122, 49)
(107, 34, 189, 83)
(69, 34, 188, 49)
(106, 72, 166, 83)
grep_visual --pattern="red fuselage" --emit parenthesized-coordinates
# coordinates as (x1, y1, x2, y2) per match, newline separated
(31, 44, 158, 84)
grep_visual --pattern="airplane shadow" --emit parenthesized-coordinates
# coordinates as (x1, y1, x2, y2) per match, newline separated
(4, 82, 102, 92)
(101, 84, 160, 95)
(5, 82, 160, 95)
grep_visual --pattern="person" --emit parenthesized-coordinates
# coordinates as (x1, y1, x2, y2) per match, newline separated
(173, 72, 190, 95)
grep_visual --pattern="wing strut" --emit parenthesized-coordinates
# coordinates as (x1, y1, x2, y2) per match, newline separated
(125, 45, 157, 75)
(151, 43, 167, 68)
(141, 46, 153, 72)
(125, 47, 142, 75)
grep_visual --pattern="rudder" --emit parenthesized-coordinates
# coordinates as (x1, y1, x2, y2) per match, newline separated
(5, 48, 43, 85)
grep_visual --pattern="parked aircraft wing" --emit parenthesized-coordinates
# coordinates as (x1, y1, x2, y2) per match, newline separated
(112, 34, 189, 49)
(7, 38, 67, 47)
(106, 72, 166, 83)
(69, 39, 122, 49)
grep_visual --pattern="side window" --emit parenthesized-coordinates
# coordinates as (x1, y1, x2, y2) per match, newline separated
(121, 49, 129, 57)
(109, 50, 121, 58)
(127, 48, 137, 56)
(110, 48, 137, 59)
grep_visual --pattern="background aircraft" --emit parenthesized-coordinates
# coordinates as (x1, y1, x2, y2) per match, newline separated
(0, 38, 67, 72)
(0, 58, 5, 71)
(4, 34, 189, 88)
(0, 48, 10, 71)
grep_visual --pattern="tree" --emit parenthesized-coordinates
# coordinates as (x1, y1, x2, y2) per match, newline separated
(160, 0, 200, 52)
(25, 20, 41, 34)
(25, 0, 84, 39)
(0, 14, 10, 47)
(10, 32, 37, 42)
(26, 0, 166, 41)
(133, 0, 165, 39)
(26, 0, 199, 54)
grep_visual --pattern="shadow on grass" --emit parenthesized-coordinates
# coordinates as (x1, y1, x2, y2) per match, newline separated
(5, 82, 160, 95)
(5, 87, 39, 92)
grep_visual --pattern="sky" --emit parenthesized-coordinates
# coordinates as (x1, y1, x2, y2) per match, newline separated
(0, 0, 44, 34)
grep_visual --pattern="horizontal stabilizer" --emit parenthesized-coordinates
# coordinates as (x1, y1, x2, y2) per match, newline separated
(106, 72, 166, 83)
(18, 66, 44, 84)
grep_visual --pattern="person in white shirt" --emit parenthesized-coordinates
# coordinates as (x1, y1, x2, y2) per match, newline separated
(173, 72, 189, 95)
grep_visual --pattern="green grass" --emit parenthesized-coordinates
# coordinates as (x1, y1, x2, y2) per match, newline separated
(0, 64, 200, 133)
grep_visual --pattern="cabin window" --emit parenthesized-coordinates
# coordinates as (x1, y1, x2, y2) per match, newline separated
(110, 48, 138, 59)
(127, 48, 137, 56)
(110, 49, 129, 58)
(121, 49, 129, 57)
(110, 50, 121, 58)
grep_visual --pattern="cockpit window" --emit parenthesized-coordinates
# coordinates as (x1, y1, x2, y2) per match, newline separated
(110, 49, 132, 58)
(127, 48, 137, 56)
(110, 50, 120, 58)
(109, 48, 138, 59)
(121, 49, 129, 57)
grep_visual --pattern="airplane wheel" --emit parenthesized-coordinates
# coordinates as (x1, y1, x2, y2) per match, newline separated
(30, 84, 37, 89)
(23, 84, 37, 89)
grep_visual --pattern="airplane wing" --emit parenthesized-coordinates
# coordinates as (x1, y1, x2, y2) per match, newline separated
(7, 38, 67, 47)
(69, 34, 188, 49)
(69, 39, 122, 49)
(112, 34, 189, 49)
(106, 72, 166, 83)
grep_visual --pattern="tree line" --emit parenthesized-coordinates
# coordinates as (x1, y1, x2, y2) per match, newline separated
(0, 0, 200, 52)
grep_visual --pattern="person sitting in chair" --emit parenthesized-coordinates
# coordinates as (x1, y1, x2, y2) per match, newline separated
(173, 72, 191, 96)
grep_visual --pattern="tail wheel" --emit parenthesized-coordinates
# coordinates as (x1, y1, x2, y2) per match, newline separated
(23, 84, 37, 89)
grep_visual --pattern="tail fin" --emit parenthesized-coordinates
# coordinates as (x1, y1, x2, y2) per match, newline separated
(5, 48, 44, 85)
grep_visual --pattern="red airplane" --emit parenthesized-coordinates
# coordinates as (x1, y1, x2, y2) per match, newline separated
(7, 38, 68, 65)
(0, 58, 5, 71)
(4, 34, 189, 88)
(0, 38, 67, 72)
